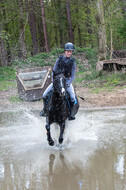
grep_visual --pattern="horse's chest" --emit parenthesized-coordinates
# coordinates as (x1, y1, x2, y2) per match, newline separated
(50, 105, 66, 123)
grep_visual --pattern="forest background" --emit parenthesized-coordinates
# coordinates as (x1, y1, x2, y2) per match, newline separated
(0, 0, 126, 110)
(0, 0, 126, 65)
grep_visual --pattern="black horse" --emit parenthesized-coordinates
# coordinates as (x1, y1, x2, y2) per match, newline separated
(45, 73, 79, 146)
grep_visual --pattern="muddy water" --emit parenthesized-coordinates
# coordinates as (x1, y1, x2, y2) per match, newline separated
(0, 108, 126, 190)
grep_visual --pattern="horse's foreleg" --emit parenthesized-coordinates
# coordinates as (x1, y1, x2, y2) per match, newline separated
(59, 122, 65, 144)
(46, 124, 54, 146)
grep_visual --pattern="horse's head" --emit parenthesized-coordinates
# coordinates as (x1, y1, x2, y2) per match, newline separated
(53, 73, 67, 97)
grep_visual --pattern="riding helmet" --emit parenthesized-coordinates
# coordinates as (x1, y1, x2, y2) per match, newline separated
(64, 42, 75, 51)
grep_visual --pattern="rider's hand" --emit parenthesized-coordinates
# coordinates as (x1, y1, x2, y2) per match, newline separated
(67, 84, 69, 88)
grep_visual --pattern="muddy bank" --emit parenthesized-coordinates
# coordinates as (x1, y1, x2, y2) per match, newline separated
(0, 86, 126, 112)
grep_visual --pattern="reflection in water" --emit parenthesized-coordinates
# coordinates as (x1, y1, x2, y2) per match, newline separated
(0, 109, 126, 190)
(47, 153, 83, 190)
(0, 145, 126, 190)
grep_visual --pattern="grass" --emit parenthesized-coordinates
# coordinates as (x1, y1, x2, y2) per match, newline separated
(0, 66, 16, 81)
(91, 86, 115, 93)
(74, 71, 126, 92)
(9, 95, 23, 103)
(0, 81, 17, 91)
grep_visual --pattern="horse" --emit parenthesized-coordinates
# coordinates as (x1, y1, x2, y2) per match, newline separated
(45, 73, 79, 146)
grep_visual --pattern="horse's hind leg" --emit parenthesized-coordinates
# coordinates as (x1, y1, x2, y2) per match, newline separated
(59, 122, 65, 144)
(46, 124, 54, 146)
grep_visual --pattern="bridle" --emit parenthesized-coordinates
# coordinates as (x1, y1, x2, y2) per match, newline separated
(53, 74, 66, 97)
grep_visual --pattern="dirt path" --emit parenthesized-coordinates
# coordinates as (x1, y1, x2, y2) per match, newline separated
(0, 86, 126, 112)
(77, 86, 126, 109)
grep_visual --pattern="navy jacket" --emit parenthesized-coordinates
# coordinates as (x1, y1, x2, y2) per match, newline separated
(52, 55, 76, 85)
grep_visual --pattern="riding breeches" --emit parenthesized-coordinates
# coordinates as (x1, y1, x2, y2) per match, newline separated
(42, 83, 76, 102)
(42, 83, 53, 99)
(66, 84, 75, 102)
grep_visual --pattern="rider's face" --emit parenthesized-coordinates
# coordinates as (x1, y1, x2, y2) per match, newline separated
(65, 50, 73, 57)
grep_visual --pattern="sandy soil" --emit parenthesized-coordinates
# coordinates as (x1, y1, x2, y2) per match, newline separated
(0, 86, 126, 112)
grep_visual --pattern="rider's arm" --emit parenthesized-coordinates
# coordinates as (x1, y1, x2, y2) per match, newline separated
(52, 58, 59, 81)
(66, 62, 76, 85)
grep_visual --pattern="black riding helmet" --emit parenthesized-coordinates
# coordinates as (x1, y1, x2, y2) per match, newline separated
(64, 42, 75, 51)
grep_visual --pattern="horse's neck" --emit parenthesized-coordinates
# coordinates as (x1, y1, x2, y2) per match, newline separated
(52, 92, 65, 106)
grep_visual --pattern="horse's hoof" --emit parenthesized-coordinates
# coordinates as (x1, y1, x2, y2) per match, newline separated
(48, 140, 54, 146)
(59, 138, 63, 144)
(68, 115, 75, 120)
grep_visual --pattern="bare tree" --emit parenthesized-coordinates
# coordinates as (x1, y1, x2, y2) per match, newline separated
(66, 0, 74, 43)
(40, 0, 49, 53)
(96, 0, 107, 60)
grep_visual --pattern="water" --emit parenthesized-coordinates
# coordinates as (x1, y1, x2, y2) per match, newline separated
(0, 108, 126, 190)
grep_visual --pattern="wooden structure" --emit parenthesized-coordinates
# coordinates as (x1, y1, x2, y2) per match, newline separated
(16, 67, 52, 101)
(96, 58, 126, 72)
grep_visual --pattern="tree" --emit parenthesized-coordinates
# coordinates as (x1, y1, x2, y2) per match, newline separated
(19, 0, 27, 59)
(66, 0, 74, 43)
(0, 1, 9, 66)
(96, 0, 107, 60)
(0, 25, 8, 66)
(40, 0, 49, 53)
(25, 0, 38, 55)
(57, 0, 64, 48)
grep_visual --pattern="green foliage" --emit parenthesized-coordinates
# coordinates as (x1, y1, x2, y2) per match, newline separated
(75, 69, 126, 91)
(50, 48, 64, 55)
(103, 73, 126, 87)
(84, 48, 98, 60)
(1, 48, 126, 96)
(119, 20, 126, 40)
(0, 0, 125, 64)
(12, 48, 64, 68)
(85, 70, 103, 80)
(105, 0, 126, 49)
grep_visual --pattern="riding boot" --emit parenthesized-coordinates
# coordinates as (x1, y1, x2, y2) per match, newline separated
(68, 101, 75, 120)
(39, 98, 48, 117)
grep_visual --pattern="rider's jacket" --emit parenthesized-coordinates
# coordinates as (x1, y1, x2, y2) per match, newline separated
(52, 55, 76, 85)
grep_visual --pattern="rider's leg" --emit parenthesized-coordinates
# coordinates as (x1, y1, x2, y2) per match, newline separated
(66, 84, 76, 120)
(40, 83, 53, 117)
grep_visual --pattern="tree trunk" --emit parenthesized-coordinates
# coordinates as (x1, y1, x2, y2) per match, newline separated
(0, 0, 11, 65)
(76, 0, 82, 47)
(57, 0, 64, 48)
(110, 28, 113, 59)
(97, 0, 107, 61)
(40, 0, 49, 53)
(0, 22, 8, 67)
(25, 0, 38, 56)
(19, 0, 27, 59)
(66, 0, 74, 43)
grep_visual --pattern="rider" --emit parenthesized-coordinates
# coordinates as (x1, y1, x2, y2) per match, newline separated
(40, 42, 76, 120)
